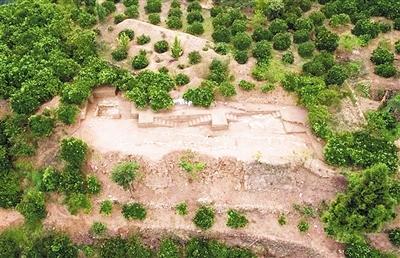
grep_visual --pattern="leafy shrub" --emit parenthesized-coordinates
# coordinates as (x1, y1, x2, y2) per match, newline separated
(309, 11, 325, 26)
(193, 206, 215, 230)
(102, 0, 116, 14)
(273, 33, 291, 51)
(370, 47, 394, 65)
(293, 29, 310, 44)
(282, 51, 294, 64)
(167, 16, 183, 29)
(111, 161, 139, 190)
(214, 43, 229, 55)
(125, 5, 139, 18)
(187, 22, 204, 35)
(175, 73, 190, 86)
(170, 0, 180, 8)
(253, 40, 272, 62)
(187, 1, 202, 12)
(233, 50, 248, 64)
(122, 202, 147, 220)
(388, 228, 400, 247)
(325, 65, 348, 86)
(329, 13, 351, 27)
(148, 13, 160, 24)
(111, 48, 128, 61)
(90, 222, 107, 236)
(154, 40, 169, 53)
(395, 18, 400, 30)
(315, 27, 339, 52)
(183, 82, 215, 107)
(185, 238, 255, 258)
(171, 37, 183, 59)
(232, 32, 252, 50)
(298, 42, 315, 58)
(261, 83, 275, 93)
(60, 137, 88, 168)
(57, 104, 79, 125)
(145, 0, 162, 13)
(119, 29, 135, 40)
(294, 18, 314, 32)
(218, 82, 236, 97)
(226, 209, 248, 229)
(60, 166, 85, 194)
(187, 11, 204, 24)
(308, 105, 332, 139)
(114, 14, 126, 24)
(231, 19, 247, 35)
(123, 0, 138, 7)
(158, 238, 180, 258)
(238, 80, 255, 91)
(375, 64, 397, 78)
(207, 59, 228, 84)
(297, 220, 309, 232)
(100, 200, 113, 215)
(137, 34, 151, 45)
(378, 22, 392, 33)
(269, 19, 288, 35)
(29, 233, 78, 258)
(168, 7, 182, 18)
(0, 172, 22, 208)
(61, 82, 91, 105)
(0, 232, 21, 257)
(86, 176, 101, 195)
(40, 167, 60, 192)
(29, 115, 54, 137)
(16, 189, 46, 223)
(176, 202, 188, 216)
(352, 19, 380, 39)
(65, 193, 91, 215)
(278, 214, 287, 225)
(188, 51, 201, 64)
(212, 27, 231, 43)
(132, 51, 149, 70)
(395, 40, 400, 54)
(252, 26, 273, 42)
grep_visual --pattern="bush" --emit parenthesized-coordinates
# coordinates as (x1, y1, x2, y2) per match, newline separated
(294, 18, 314, 32)
(65, 193, 91, 215)
(325, 65, 348, 85)
(298, 42, 315, 58)
(16, 189, 46, 223)
(352, 19, 380, 40)
(388, 228, 400, 247)
(233, 50, 248, 64)
(269, 19, 288, 35)
(226, 209, 248, 229)
(232, 32, 252, 51)
(329, 13, 350, 27)
(57, 104, 79, 125)
(60, 166, 85, 194)
(167, 16, 183, 29)
(0, 232, 21, 257)
(111, 161, 139, 190)
(282, 51, 294, 64)
(122, 202, 147, 220)
(395, 41, 400, 54)
(148, 13, 160, 24)
(379, 22, 392, 33)
(175, 73, 190, 86)
(170, 0, 180, 8)
(102, 1, 116, 14)
(123, 0, 138, 7)
(273, 33, 291, 51)
(187, 22, 204, 35)
(253, 40, 272, 62)
(114, 14, 126, 24)
(214, 43, 229, 55)
(315, 27, 339, 52)
(60, 137, 88, 168)
(86, 176, 101, 195)
(370, 47, 394, 65)
(238, 80, 255, 91)
(261, 83, 275, 93)
(293, 29, 310, 44)
(183, 81, 215, 107)
(29, 233, 78, 258)
(132, 51, 149, 70)
(218, 82, 236, 97)
(297, 220, 309, 232)
(168, 7, 182, 18)
(193, 206, 215, 230)
(61, 83, 91, 105)
(100, 200, 113, 215)
(187, 1, 202, 12)
(111, 48, 128, 61)
(0, 172, 22, 208)
(158, 239, 180, 258)
(309, 11, 325, 26)
(252, 26, 273, 42)
(212, 27, 231, 43)
(125, 5, 139, 18)
(188, 51, 201, 64)
(145, 0, 162, 13)
(308, 105, 332, 139)
(90, 222, 107, 236)
(29, 115, 54, 137)
(137, 34, 151, 45)
(303, 60, 327, 76)
(187, 11, 204, 24)
(154, 40, 169, 53)
(176, 202, 188, 216)
(231, 19, 247, 35)
(395, 18, 400, 30)
(119, 29, 135, 40)
(375, 64, 397, 78)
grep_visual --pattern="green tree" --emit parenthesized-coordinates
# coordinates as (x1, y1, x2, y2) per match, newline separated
(16, 189, 47, 223)
(60, 137, 88, 168)
(111, 161, 139, 190)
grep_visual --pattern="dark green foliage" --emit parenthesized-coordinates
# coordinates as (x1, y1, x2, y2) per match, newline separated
(282, 51, 294, 64)
(352, 19, 380, 39)
(28, 114, 54, 137)
(212, 27, 231, 43)
(122, 202, 147, 220)
(308, 105, 332, 139)
(0, 171, 22, 208)
(176, 202, 188, 216)
(157, 238, 180, 258)
(302, 51, 335, 76)
(269, 19, 288, 35)
(329, 13, 351, 27)
(183, 81, 215, 107)
(123, 0, 139, 7)
(378, 22, 392, 33)
(61, 82, 91, 105)
(28, 233, 78, 258)
(102, 1, 116, 14)
(60, 137, 88, 168)
(395, 40, 400, 54)
(233, 50, 248, 64)
(125, 5, 139, 18)
(273, 33, 291, 51)
(193, 206, 215, 230)
(60, 166, 85, 194)
(111, 161, 139, 190)
(111, 48, 128, 61)
(231, 19, 247, 35)
(188, 51, 202, 64)
(294, 18, 314, 32)
(187, 11, 204, 24)
(238, 80, 255, 91)
(252, 40, 272, 63)
(218, 82, 236, 97)
(0, 232, 21, 258)
(187, 22, 205, 35)
(86, 175, 101, 194)
(16, 189, 46, 223)
(137, 34, 151, 45)
(370, 47, 394, 65)
(395, 18, 400, 30)
(114, 14, 127, 24)
(57, 104, 80, 125)
(324, 132, 398, 171)
(148, 13, 161, 24)
(226, 209, 248, 229)
(132, 51, 149, 70)
(154, 40, 169, 53)
(99, 237, 128, 258)
(65, 193, 91, 214)
(297, 220, 309, 232)
(388, 228, 400, 247)
(344, 240, 393, 258)
(323, 163, 400, 242)
(119, 29, 135, 40)
(40, 166, 60, 192)
(309, 11, 325, 26)
(167, 16, 183, 29)
(145, 0, 162, 13)
(185, 238, 255, 258)
(208, 59, 229, 84)
(100, 200, 113, 215)
(375, 64, 397, 78)
(90, 222, 107, 236)
(252, 26, 273, 42)
(293, 29, 310, 44)
(187, 1, 202, 12)
(214, 43, 229, 55)
(168, 7, 182, 18)
(325, 65, 348, 85)
(315, 27, 339, 52)
(175, 74, 190, 86)
(232, 32, 252, 50)
(298, 42, 315, 58)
